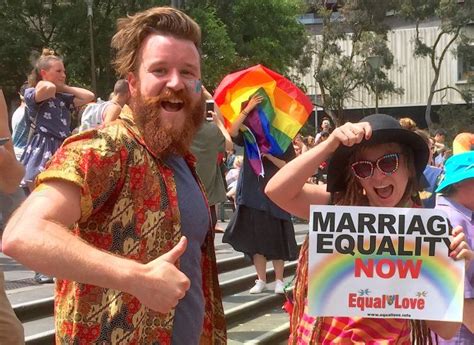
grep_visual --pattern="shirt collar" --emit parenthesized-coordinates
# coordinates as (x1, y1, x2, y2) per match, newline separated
(437, 194, 474, 222)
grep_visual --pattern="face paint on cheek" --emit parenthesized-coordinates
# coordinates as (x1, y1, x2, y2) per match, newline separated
(185, 79, 202, 94)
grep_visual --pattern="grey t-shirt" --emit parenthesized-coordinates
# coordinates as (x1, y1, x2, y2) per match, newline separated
(165, 155, 210, 345)
(190, 121, 227, 206)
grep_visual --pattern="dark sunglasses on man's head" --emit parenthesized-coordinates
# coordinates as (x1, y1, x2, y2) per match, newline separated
(351, 153, 400, 179)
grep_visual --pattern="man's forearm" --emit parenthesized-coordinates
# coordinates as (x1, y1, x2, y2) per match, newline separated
(3, 209, 138, 294)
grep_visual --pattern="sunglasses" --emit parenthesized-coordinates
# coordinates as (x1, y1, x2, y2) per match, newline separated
(351, 153, 400, 179)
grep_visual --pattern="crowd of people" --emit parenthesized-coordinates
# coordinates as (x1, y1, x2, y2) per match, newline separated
(0, 5, 472, 345)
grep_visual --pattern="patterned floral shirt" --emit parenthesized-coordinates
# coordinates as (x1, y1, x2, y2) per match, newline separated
(24, 87, 74, 140)
(37, 106, 226, 344)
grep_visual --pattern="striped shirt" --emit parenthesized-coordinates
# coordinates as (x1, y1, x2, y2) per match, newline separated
(318, 317, 411, 344)
(294, 305, 411, 344)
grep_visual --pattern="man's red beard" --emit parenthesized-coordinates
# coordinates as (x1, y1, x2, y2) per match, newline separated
(131, 88, 204, 157)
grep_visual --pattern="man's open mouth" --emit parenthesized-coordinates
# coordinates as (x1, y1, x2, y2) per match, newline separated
(161, 99, 184, 112)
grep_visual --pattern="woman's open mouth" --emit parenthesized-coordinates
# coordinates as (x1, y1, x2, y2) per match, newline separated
(374, 185, 394, 199)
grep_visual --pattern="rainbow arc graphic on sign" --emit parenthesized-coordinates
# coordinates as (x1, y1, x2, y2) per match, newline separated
(214, 64, 312, 176)
(308, 238, 464, 317)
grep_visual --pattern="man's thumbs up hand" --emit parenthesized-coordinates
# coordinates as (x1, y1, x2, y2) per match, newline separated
(160, 236, 188, 264)
(129, 237, 191, 314)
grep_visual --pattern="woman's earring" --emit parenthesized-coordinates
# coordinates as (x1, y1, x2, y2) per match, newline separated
(362, 188, 367, 196)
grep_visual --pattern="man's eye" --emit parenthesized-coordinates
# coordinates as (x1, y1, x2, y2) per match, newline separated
(153, 68, 167, 75)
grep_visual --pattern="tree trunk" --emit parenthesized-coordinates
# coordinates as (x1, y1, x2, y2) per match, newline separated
(425, 72, 439, 130)
(171, 0, 184, 8)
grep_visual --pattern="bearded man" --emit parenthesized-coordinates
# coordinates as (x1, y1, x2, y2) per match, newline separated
(2, 7, 226, 345)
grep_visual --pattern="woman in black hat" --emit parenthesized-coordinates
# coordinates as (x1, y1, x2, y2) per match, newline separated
(265, 114, 472, 344)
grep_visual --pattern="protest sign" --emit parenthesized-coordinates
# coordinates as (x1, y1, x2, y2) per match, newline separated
(308, 205, 464, 321)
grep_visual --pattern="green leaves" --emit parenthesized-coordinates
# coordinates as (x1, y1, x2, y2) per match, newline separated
(399, 0, 474, 128)
(308, 0, 401, 124)
(188, 4, 237, 90)
(0, 0, 310, 99)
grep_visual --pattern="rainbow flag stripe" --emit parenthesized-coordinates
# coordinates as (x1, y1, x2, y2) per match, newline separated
(214, 64, 313, 176)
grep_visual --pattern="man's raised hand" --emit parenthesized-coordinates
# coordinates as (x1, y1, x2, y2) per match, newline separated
(130, 236, 191, 314)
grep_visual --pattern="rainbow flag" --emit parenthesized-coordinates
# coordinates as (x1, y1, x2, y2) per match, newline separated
(214, 64, 313, 176)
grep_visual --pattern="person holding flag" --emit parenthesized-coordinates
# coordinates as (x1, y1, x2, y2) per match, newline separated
(222, 93, 298, 294)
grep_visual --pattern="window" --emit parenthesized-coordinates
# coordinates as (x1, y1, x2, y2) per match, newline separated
(457, 44, 474, 81)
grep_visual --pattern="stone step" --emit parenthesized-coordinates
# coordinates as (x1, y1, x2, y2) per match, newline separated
(227, 305, 290, 344)
(20, 260, 297, 344)
(7, 226, 308, 344)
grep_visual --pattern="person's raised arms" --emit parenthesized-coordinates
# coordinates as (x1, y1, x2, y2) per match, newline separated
(57, 84, 95, 107)
(261, 153, 286, 169)
(228, 94, 263, 137)
(34, 80, 57, 103)
(210, 108, 233, 152)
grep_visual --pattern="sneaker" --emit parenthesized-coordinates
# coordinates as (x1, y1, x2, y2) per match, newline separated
(249, 279, 266, 294)
(274, 279, 285, 294)
(34, 272, 54, 284)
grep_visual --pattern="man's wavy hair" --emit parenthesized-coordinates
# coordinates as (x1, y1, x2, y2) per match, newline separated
(111, 7, 201, 77)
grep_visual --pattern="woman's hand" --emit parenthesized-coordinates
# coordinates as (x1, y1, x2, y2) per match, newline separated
(326, 122, 372, 152)
(450, 226, 474, 268)
(229, 94, 263, 137)
(243, 95, 263, 113)
(261, 153, 286, 169)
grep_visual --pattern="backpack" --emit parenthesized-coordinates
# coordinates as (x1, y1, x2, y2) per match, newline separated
(78, 99, 109, 132)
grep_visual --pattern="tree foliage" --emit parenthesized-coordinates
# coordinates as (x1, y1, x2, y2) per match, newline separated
(0, 0, 168, 101)
(399, 0, 474, 129)
(437, 103, 474, 142)
(307, 0, 401, 125)
(227, 0, 310, 74)
(0, 0, 310, 104)
(185, 3, 237, 90)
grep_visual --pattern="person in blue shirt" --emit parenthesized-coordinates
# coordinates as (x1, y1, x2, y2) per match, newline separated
(435, 151, 474, 344)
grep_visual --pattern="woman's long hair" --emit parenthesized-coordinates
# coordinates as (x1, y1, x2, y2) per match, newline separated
(28, 48, 62, 87)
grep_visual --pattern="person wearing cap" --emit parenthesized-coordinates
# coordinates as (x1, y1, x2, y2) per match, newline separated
(265, 114, 472, 344)
(435, 151, 474, 344)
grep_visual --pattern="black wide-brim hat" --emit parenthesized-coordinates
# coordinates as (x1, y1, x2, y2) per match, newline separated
(327, 114, 429, 193)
